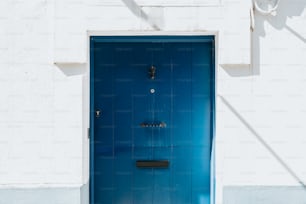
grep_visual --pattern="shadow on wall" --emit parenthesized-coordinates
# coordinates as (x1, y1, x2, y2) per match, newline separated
(121, 0, 162, 30)
(81, 182, 89, 204)
(54, 63, 87, 76)
(256, 0, 306, 40)
(219, 95, 306, 188)
(222, 0, 306, 77)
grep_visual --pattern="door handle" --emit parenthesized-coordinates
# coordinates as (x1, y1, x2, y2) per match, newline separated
(140, 122, 166, 128)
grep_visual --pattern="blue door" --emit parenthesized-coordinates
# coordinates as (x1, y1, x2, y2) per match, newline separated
(90, 36, 215, 204)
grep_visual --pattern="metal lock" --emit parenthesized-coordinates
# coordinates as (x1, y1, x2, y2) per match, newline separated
(95, 110, 101, 118)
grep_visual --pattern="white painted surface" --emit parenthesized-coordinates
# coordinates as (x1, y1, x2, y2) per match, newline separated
(54, 0, 251, 64)
(0, 187, 81, 204)
(215, 0, 306, 203)
(223, 186, 306, 204)
(0, 0, 306, 203)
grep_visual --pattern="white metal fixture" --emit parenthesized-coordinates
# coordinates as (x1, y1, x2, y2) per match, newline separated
(253, 0, 280, 15)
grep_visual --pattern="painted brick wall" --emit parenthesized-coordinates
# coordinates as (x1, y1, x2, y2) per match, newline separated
(216, 1, 306, 203)
(0, 0, 305, 203)
(0, 0, 83, 185)
(54, 0, 251, 64)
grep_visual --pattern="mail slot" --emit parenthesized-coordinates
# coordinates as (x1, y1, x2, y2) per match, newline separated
(136, 160, 169, 168)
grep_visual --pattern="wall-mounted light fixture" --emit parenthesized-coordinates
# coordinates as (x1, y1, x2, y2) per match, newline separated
(253, 0, 280, 16)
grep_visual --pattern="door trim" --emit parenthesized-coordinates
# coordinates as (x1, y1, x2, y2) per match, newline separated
(89, 34, 216, 204)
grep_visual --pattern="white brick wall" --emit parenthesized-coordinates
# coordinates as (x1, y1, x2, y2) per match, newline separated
(53, 0, 251, 64)
(216, 1, 306, 203)
(0, 0, 83, 185)
(0, 0, 306, 203)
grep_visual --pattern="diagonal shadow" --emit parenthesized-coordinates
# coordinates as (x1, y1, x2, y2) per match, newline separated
(121, 0, 161, 30)
(219, 95, 306, 187)
(222, 0, 306, 77)
(284, 24, 306, 43)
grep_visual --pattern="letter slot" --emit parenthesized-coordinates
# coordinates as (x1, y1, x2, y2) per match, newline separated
(136, 160, 169, 168)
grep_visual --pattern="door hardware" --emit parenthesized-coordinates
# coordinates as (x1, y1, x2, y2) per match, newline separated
(149, 65, 156, 80)
(136, 160, 169, 168)
(95, 110, 101, 118)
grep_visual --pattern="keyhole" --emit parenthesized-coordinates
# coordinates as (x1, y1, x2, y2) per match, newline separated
(95, 110, 101, 118)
